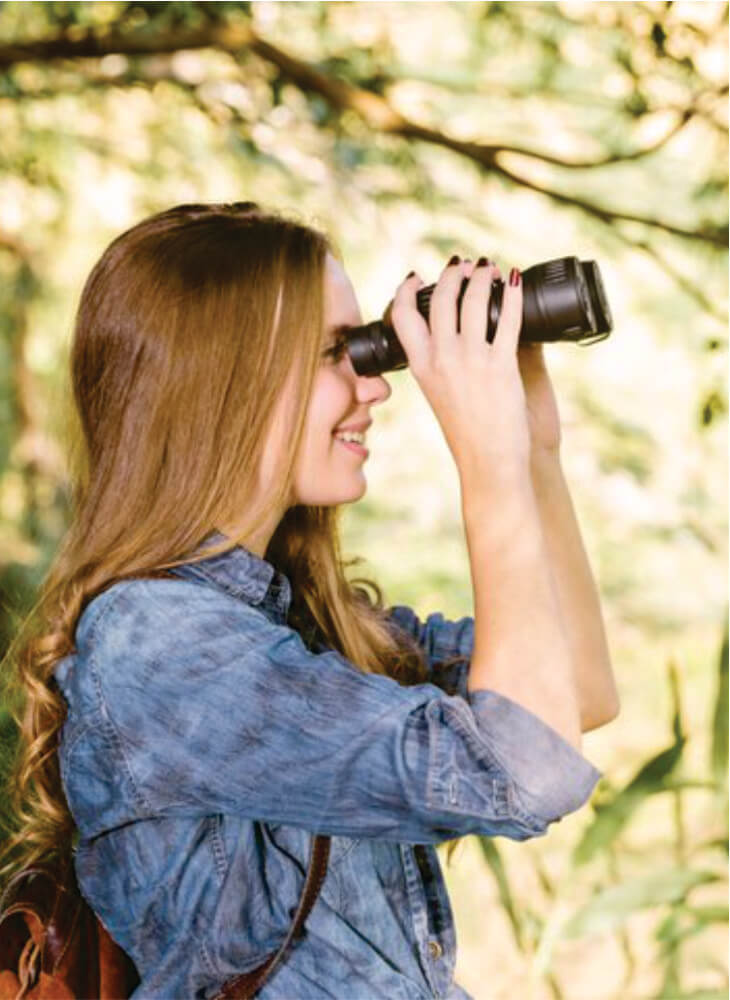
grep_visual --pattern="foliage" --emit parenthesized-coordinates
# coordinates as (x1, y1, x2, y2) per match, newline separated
(0, 2, 726, 997)
(441, 634, 728, 998)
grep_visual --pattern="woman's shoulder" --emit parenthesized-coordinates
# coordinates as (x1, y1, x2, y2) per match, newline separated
(73, 574, 266, 656)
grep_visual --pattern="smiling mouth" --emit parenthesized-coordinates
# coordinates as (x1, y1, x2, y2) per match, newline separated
(333, 433, 369, 457)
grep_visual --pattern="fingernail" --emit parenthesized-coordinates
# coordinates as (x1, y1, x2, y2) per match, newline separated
(509, 267, 521, 286)
(476, 256, 490, 268)
(406, 270, 415, 278)
(448, 254, 461, 266)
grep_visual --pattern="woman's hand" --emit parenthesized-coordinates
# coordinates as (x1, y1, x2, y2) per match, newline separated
(517, 342, 562, 455)
(389, 257, 532, 489)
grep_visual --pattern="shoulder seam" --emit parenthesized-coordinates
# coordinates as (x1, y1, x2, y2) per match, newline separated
(84, 583, 153, 814)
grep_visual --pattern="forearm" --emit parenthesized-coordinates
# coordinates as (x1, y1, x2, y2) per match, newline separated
(530, 450, 620, 731)
(461, 467, 583, 751)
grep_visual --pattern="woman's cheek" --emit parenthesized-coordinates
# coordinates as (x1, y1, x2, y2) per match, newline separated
(322, 369, 352, 427)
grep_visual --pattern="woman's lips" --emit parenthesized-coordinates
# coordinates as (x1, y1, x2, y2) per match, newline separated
(333, 434, 369, 457)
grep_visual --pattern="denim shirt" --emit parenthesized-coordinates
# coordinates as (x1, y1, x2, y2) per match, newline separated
(54, 534, 602, 1000)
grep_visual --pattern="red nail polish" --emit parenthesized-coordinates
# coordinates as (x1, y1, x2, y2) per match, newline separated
(448, 255, 461, 266)
(509, 267, 521, 286)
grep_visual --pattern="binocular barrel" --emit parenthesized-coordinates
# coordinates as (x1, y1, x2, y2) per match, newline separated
(345, 256, 613, 377)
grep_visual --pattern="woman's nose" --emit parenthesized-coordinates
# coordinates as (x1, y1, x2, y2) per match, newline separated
(355, 371, 391, 405)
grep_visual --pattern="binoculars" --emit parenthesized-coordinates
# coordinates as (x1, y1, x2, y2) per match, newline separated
(343, 255, 613, 377)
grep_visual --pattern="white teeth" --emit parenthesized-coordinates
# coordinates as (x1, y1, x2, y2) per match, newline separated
(335, 431, 365, 444)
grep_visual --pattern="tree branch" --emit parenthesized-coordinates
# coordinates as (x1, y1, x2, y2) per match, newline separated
(0, 21, 253, 68)
(0, 20, 725, 246)
(608, 228, 728, 327)
(489, 157, 727, 247)
(465, 108, 694, 169)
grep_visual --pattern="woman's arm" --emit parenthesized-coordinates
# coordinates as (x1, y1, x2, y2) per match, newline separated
(388, 382, 618, 731)
(61, 577, 600, 845)
(530, 450, 620, 732)
(460, 464, 584, 751)
(516, 342, 619, 733)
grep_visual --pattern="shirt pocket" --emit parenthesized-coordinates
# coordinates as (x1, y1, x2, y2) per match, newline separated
(262, 821, 361, 911)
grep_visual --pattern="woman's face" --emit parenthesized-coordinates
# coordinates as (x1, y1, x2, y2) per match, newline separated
(220, 254, 393, 554)
(292, 252, 392, 505)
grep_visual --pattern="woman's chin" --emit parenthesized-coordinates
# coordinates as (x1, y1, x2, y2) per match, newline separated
(296, 472, 367, 507)
(334, 475, 367, 505)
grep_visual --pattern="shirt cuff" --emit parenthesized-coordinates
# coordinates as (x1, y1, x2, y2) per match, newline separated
(466, 687, 603, 829)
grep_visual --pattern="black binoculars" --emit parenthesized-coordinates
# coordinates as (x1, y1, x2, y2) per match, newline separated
(343, 255, 613, 377)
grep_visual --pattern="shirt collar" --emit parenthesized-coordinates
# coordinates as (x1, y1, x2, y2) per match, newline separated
(173, 530, 292, 620)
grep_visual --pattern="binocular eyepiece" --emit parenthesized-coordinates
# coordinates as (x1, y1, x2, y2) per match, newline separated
(343, 255, 613, 377)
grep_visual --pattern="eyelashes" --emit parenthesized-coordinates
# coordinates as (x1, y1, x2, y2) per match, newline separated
(322, 337, 348, 361)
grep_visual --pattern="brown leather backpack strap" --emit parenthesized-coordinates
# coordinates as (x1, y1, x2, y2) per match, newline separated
(0, 861, 140, 1000)
(213, 834, 331, 1000)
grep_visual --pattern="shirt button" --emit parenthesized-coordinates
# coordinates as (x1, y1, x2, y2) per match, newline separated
(427, 940, 443, 960)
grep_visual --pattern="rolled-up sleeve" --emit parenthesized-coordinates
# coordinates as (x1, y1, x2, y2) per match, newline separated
(83, 581, 601, 845)
(386, 604, 472, 698)
(386, 604, 602, 833)
(422, 689, 602, 836)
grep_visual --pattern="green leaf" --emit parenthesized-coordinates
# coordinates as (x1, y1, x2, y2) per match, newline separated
(690, 836, 729, 856)
(572, 662, 687, 866)
(572, 737, 686, 866)
(660, 779, 721, 792)
(710, 616, 729, 786)
(653, 991, 730, 1000)
(476, 835, 526, 952)
(561, 868, 720, 939)
(685, 904, 729, 923)
(655, 903, 728, 949)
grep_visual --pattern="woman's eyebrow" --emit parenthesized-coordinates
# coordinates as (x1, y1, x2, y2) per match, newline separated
(326, 322, 356, 341)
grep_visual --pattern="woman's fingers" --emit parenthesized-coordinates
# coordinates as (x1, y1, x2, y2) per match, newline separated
(388, 271, 429, 372)
(390, 258, 523, 370)
(387, 256, 532, 477)
(460, 260, 497, 351)
(428, 258, 471, 352)
(491, 267, 523, 358)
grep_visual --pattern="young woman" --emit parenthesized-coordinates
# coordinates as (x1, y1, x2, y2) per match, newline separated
(2, 202, 619, 999)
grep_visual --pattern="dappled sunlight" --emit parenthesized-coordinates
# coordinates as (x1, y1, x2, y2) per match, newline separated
(0, 2, 726, 997)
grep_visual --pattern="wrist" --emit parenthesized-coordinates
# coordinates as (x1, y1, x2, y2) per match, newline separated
(530, 445, 563, 477)
(457, 459, 533, 504)
(460, 469, 540, 544)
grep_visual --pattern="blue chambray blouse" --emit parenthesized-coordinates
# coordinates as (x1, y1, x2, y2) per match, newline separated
(53, 533, 602, 1000)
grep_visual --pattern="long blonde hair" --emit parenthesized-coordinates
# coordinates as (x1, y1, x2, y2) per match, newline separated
(0, 202, 466, 881)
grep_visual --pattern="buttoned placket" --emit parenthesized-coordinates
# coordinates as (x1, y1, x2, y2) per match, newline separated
(178, 535, 464, 997)
(400, 844, 456, 998)
(259, 571, 292, 624)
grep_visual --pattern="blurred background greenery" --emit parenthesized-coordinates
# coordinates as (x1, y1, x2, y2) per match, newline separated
(0, 2, 727, 998)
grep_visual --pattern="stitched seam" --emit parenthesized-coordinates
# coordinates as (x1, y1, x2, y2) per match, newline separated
(199, 937, 218, 979)
(170, 561, 269, 604)
(426, 699, 518, 822)
(86, 584, 153, 813)
(425, 707, 447, 813)
(208, 815, 228, 883)
(56, 722, 88, 765)
(466, 692, 601, 824)
(328, 836, 361, 868)
(438, 698, 504, 769)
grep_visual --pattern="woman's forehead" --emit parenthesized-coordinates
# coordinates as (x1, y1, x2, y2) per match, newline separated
(324, 253, 361, 326)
